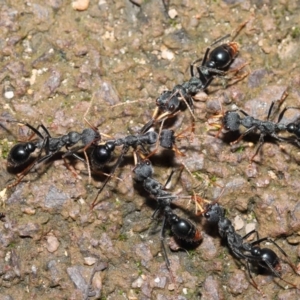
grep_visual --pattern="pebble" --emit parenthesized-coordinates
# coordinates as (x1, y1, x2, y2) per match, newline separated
(245, 223, 256, 235)
(160, 46, 175, 61)
(168, 9, 178, 19)
(67, 266, 87, 292)
(21, 207, 36, 215)
(72, 0, 89, 11)
(4, 91, 14, 99)
(233, 215, 244, 231)
(46, 235, 60, 253)
(84, 256, 98, 266)
(132, 276, 144, 288)
(127, 289, 138, 300)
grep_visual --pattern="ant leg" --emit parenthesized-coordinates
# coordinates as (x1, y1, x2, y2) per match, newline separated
(262, 259, 298, 289)
(189, 47, 210, 77)
(251, 237, 298, 274)
(140, 107, 160, 134)
(7, 138, 52, 188)
(230, 126, 256, 145)
(250, 134, 266, 163)
(245, 260, 265, 295)
(91, 145, 129, 209)
(277, 106, 300, 123)
(267, 91, 288, 121)
(230, 18, 251, 41)
(242, 229, 259, 241)
(266, 101, 276, 120)
(7, 120, 47, 141)
(210, 34, 231, 47)
(221, 62, 249, 88)
(177, 89, 195, 121)
(160, 216, 171, 268)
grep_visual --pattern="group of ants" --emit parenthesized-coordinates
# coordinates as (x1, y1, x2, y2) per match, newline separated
(2, 25, 300, 296)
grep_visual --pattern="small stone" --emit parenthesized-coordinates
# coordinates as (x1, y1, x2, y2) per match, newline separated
(233, 215, 244, 231)
(84, 257, 97, 266)
(193, 91, 208, 102)
(22, 207, 36, 215)
(245, 223, 256, 236)
(161, 47, 175, 61)
(72, 0, 89, 10)
(286, 235, 300, 245)
(4, 91, 14, 99)
(18, 222, 40, 238)
(46, 235, 60, 253)
(127, 289, 138, 300)
(132, 276, 144, 288)
(168, 9, 178, 19)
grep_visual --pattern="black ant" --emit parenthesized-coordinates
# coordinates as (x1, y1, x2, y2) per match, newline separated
(133, 155, 202, 268)
(91, 128, 186, 208)
(222, 94, 300, 161)
(140, 21, 249, 134)
(204, 202, 299, 293)
(6, 120, 100, 187)
(0, 213, 5, 220)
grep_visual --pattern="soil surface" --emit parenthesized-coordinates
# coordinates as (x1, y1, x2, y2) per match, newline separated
(1, 0, 300, 299)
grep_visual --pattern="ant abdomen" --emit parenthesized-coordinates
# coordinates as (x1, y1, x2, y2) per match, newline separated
(206, 43, 238, 70)
(7, 142, 37, 167)
(251, 247, 280, 269)
(91, 142, 115, 167)
(287, 123, 300, 138)
(166, 210, 202, 242)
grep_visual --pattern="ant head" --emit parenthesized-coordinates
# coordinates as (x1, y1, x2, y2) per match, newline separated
(204, 203, 224, 223)
(223, 111, 241, 131)
(166, 95, 180, 113)
(206, 43, 237, 70)
(8, 142, 36, 167)
(81, 128, 101, 145)
(156, 91, 172, 108)
(133, 159, 153, 181)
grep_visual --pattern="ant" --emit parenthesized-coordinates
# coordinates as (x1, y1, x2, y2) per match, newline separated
(91, 128, 186, 208)
(222, 95, 300, 162)
(204, 202, 299, 293)
(140, 21, 249, 134)
(133, 155, 202, 268)
(6, 120, 100, 187)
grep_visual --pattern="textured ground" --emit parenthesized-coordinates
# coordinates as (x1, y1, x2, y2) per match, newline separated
(1, 0, 300, 299)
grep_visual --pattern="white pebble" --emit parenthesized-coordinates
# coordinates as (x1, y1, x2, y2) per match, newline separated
(161, 49, 175, 60)
(46, 235, 60, 253)
(84, 256, 97, 266)
(72, 0, 89, 11)
(4, 91, 14, 99)
(233, 215, 244, 231)
(168, 8, 178, 19)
